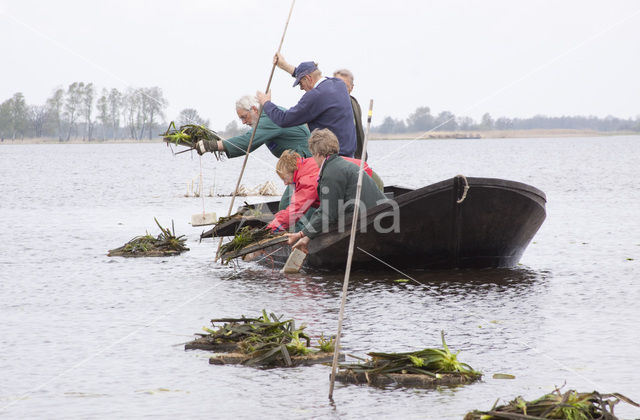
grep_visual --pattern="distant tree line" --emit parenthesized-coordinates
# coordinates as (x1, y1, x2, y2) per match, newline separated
(0, 83, 169, 141)
(4, 87, 638, 141)
(373, 106, 640, 134)
(0, 83, 247, 142)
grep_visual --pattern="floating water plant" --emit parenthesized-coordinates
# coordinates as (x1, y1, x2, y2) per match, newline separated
(162, 121, 223, 160)
(200, 204, 276, 241)
(463, 387, 639, 420)
(340, 331, 479, 377)
(185, 310, 337, 368)
(108, 218, 189, 257)
(335, 331, 481, 388)
(218, 226, 281, 261)
(316, 334, 336, 353)
(214, 206, 264, 228)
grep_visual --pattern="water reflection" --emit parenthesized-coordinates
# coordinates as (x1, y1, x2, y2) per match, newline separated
(216, 262, 554, 358)
(222, 262, 550, 298)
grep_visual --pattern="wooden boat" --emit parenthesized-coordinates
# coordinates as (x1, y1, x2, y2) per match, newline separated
(203, 176, 546, 270)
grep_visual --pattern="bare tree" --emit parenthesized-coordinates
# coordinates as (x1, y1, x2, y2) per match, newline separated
(80, 83, 95, 140)
(223, 120, 244, 137)
(178, 108, 208, 127)
(8, 93, 28, 140)
(96, 89, 109, 141)
(64, 82, 84, 141)
(136, 90, 149, 140)
(406, 106, 434, 132)
(123, 88, 141, 140)
(46, 88, 65, 140)
(480, 113, 494, 130)
(30, 105, 48, 137)
(107, 88, 122, 139)
(0, 99, 11, 141)
(456, 116, 476, 131)
(144, 87, 167, 139)
(434, 110, 458, 131)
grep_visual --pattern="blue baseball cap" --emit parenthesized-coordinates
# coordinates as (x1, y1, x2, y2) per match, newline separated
(292, 61, 318, 87)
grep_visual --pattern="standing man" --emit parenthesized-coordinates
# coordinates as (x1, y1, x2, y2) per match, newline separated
(333, 69, 366, 160)
(256, 54, 357, 158)
(196, 94, 310, 159)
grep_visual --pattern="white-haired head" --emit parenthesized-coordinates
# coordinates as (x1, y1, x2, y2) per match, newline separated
(235, 95, 260, 126)
(333, 69, 354, 93)
(235, 95, 259, 111)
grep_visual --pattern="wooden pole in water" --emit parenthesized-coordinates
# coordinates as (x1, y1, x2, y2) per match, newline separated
(215, 0, 296, 259)
(328, 99, 374, 400)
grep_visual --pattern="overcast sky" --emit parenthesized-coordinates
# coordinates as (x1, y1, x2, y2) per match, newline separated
(1, 0, 639, 129)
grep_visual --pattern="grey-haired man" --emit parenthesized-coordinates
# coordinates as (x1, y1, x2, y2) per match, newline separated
(196, 94, 310, 159)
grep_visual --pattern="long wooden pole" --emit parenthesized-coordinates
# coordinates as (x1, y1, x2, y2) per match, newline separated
(328, 100, 374, 399)
(216, 0, 296, 259)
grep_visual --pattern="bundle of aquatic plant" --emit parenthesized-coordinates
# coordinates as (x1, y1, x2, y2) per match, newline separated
(162, 121, 223, 160)
(200, 311, 289, 344)
(108, 218, 189, 257)
(219, 226, 280, 257)
(338, 331, 480, 377)
(214, 207, 265, 226)
(241, 322, 312, 367)
(198, 310, 321, 367)
(463, 387, 639, 420)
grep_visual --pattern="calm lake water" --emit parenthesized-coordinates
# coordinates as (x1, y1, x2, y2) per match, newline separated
(1, 136, 639, 419)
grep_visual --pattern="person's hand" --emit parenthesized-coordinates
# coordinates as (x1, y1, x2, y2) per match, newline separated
(196, 139, 218, 155)
(273, 52, 294, 75)
(292, 236, 310, 254)
(256, 90, 271, 106)
(286, 231, 304, 246)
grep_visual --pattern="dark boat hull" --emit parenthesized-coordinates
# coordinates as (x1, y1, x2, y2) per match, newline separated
(245, 177, 546, 270)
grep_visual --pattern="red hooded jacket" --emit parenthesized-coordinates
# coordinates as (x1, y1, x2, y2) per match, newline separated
(267, 156, 373, 232)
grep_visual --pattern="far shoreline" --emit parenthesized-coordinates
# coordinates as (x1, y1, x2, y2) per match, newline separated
(369, 128, 640, 140)
(1, 129, 639, 145)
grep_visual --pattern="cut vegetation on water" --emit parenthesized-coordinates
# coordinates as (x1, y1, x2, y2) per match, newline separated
(463, 387, 640, 420)
(336, 331, 481, 388)
(185, 310, 340, 368)
(218, 227, 286, 262)
(108, 218, 189, 257)
(201, 206, 274, 239)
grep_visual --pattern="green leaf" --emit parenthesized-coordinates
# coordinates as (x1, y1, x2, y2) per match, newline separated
(492, 373, 516, 379)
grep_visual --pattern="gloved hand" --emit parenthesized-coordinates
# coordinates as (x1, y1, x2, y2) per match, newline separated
(196, 139, 219, 155)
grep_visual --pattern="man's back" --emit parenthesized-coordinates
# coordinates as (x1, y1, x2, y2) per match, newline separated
(263, 78, 357, 157)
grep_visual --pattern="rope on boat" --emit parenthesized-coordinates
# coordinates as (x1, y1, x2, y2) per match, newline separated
(456, 174, 469, 204)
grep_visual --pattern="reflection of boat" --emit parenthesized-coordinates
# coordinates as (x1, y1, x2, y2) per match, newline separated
(203, 177, 546, 270)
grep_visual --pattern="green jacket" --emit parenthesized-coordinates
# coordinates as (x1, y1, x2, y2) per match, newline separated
(351, 95, 367, 160)
(301, 154, 387, 239)
(223, 110, 311, 159)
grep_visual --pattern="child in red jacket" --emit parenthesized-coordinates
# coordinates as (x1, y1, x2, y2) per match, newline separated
(267, 150, 373, 232)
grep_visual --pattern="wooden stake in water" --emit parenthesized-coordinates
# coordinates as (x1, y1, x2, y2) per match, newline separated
(215, 0, 296, 259)
(328, 99, 374, 400)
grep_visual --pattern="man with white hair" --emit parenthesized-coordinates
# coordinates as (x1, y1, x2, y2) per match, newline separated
(196, 94, 310, 159)
(256, 54, 357, 158)
(333, 68, 366, 160)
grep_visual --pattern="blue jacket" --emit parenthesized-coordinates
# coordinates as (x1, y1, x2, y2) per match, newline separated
(263, 78, 357, 157)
